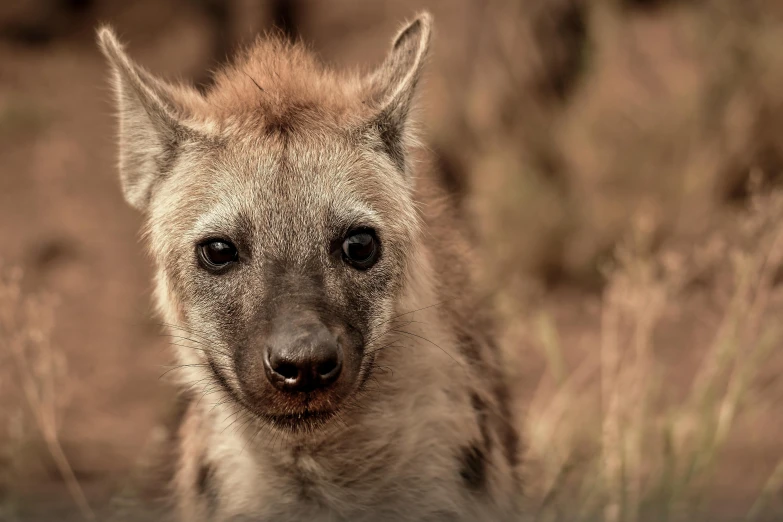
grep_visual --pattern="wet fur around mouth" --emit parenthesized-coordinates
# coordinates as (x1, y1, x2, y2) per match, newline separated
(204, 341, 379, 436)
(204, 353, 336, 432)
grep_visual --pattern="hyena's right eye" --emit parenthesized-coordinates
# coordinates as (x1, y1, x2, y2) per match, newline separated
(198, 239, 239, 272)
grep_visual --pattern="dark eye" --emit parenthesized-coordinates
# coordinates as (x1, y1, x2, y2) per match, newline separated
(198, 240, 239, 271)
(341, 229, 380, 270)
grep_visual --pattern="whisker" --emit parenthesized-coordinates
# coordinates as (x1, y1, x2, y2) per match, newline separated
(158, 333, 213, 348)
(364, 319, 417, 346)
(364, 339, 401, 357)
(390, 328, 464, 367)
(158, 363, 216, 380)
(223, 408, 252, 435)
(376, 300, 452, 327)
(165, 339, 232, 359)
(155, 321, 217, 343)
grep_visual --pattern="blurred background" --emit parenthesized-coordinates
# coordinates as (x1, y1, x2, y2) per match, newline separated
(1, 1, 783, 521)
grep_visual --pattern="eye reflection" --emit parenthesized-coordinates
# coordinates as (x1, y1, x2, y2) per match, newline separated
(341, 230, 380, 270)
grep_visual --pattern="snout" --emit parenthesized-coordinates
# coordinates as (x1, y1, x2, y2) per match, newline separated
(233, 308, 364, 430)
(263, 322, 343, 393)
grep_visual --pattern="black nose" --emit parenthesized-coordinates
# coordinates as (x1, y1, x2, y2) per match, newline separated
(263, 322, 343, 393)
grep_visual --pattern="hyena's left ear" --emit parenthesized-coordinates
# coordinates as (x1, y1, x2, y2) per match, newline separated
(97, 26, 201, 211)
(364, 12, 432, 172)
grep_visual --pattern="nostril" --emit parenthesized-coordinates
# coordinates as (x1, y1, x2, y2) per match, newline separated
(273, 361, 300, 381)
(316, 357, 339, 378)
(263, 326, 343, 392)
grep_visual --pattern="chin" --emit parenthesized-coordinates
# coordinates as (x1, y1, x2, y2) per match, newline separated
(234, 385, 356, 438)
(262, 408, 342, 435)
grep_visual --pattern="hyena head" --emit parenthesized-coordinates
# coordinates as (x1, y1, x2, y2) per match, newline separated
(98, 14, 432, 434)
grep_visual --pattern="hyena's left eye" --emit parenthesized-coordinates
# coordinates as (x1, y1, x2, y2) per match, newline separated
(198, 239, 239, 271)
(341, 229, 380, 270)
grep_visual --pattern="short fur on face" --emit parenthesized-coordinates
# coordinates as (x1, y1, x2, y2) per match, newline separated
(99, 13, 521, 522)
(98, 15, 430, 430)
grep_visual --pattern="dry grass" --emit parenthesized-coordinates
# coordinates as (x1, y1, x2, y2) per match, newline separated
(461, 3, 783, 515)
(499, 178, 783, 522)
(0, 265, 94, 521)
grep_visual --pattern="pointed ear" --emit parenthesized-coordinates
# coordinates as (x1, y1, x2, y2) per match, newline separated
(97, 26, 197, 211)
(365, 12, 432, 172)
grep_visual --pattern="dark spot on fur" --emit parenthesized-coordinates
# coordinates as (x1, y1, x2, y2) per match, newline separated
(197, 461, 219, 513)
(197, 462, 211, 494)
(460, 319, 520, 472)
(472, 385, 519, 471)
(459, 443, 487, 491)
(456, 331, 483, 367)
(491, 379, 520, 469)
(471, 393, 492, 451)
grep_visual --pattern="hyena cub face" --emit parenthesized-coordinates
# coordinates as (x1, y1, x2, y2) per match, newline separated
(99, 16, 431, 434)
(150, 131, 418, 432)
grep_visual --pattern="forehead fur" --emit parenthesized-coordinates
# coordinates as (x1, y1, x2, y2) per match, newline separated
(148, 129, 418, 250)
(197, 36, 371, 136)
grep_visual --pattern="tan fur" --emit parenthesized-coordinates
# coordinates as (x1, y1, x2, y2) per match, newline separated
(99, 13, 522, 522)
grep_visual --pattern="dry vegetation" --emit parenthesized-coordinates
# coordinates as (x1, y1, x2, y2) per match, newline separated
(502, 178, 783, 521)
(1, 0, 783, 520)
(0, 265, 90, 520)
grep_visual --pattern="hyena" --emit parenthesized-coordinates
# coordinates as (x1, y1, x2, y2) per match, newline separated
(98, 13, 521, 522)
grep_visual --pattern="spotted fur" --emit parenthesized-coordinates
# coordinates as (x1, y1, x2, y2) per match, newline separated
(98, 12, 522, 522)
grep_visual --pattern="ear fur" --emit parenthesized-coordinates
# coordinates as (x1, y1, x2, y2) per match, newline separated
(97, 26, 198, 210)
(366, 12, 433, 172)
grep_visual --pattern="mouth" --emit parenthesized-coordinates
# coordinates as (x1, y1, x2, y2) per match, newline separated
(208, 356, 348, 434)
(262, 408, 339, 432)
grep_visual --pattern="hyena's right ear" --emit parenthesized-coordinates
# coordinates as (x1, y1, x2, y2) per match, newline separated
(97, 26, 200, 211)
